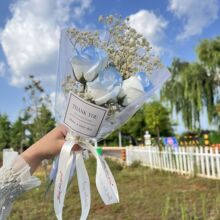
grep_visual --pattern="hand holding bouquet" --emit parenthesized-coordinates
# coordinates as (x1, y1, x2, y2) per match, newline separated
(53, 15, 170, 220)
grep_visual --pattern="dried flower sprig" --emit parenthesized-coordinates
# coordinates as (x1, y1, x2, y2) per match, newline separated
(67, 15, 162, 79)
(67, 28, 100, 49)
(99, 15, 157, 78)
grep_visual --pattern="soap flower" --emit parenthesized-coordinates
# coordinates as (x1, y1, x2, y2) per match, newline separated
(72, 46, 108, 82)
(86, 66, 122, 105)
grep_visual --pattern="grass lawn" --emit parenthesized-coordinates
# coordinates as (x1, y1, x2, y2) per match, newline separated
(8, 157, 220, 220)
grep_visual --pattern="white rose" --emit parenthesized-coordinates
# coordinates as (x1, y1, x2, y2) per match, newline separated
(86, 67, 122, 105)
(118, 76, 145, 106)
(72, 46, 108, 82)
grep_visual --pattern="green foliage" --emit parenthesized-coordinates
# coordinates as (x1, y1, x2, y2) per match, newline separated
(103, 103, 173, 146)
(144, 101, 173, 142)
(102, 130, 118, 146)
(182, 62, 215, 124)
(10, 117, 26, 151)
(130, 160, 141, 168)
(23, 75, 46, 119)
(23, 75, 55, 144)
(196, 36, 220, 123)
(162, 56, 217, 130)
(209, 131, 220, 144)
(0, 76, 55, 151)
(121, 107, 147, 140)
(105, 157, 124, 171)
(23, 75, 52, 123)
(162, 37, 220, 131)
(103, 107, 147, 146)
(0, 114, 11, 150)
(30, 104, 55, 143)
(197, 37, 220, 70)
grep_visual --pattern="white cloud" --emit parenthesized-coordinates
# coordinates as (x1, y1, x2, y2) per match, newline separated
(0, 0, 92, 88)
(128, 10, 168, 55)
(0, 61, 6, 77)
(168, 0, 219, 40)
(73, 0, 92, 18)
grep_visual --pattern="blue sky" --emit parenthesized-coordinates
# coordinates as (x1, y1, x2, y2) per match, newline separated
(0, 0, 219, 133)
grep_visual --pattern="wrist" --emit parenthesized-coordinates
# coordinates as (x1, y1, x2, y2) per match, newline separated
(21, 143, 43, 174)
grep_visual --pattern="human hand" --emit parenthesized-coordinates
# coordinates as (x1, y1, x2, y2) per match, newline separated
(21, 125, 81, 173)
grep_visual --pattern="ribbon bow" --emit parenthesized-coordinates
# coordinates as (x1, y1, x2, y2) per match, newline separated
(54, 134, 119, 220)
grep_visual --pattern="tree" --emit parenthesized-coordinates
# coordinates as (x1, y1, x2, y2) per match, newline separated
(30, 104, 55, 143)
(23, 75, 48, 119)
(23, 75, 55, 145)
(161, 57, 217, 130)
(196, 37, 220, 76)
(0, 114, 11, 150)
(120, 107, 147, 142)
(161, 59, 193, 129)
(197, 37, 220, 123)
(103, 103, 173, 146)
(103, 107, 147, 146)
(10, 117, 26, 151)
(181, 62, 216, 125)
(23, 75, 53, 120)
(144, 101, 173, 144)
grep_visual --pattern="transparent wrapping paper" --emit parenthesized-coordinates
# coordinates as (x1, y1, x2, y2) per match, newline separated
(55, 29, 171, 141)
(53, 25, 171, 220)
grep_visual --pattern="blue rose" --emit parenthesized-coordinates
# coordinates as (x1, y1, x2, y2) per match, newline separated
(135, 72, 152, 92)
(72, 46, 108, 82)
(86, 66, 122, 105)
(118, 72, 152, 106)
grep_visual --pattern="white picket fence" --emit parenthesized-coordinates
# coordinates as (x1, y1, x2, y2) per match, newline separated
(126, 146, 220, 179)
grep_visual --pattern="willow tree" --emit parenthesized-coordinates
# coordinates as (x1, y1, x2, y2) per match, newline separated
(196, 37, 220, 79)
(161, 58, 216, 130)
(197, 37, 220, 108)
(161, 59, 193, 129)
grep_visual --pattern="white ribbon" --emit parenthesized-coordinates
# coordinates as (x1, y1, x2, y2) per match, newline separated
(54, 137, 119, 220)
(84, 142, 119, 205)
(54, 140, 74, 220)
(76, 152, 90, 220)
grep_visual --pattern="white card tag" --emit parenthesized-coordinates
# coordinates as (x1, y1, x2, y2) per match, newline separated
(63, 92, 108, 138)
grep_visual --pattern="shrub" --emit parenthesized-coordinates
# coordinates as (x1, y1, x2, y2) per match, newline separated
(130, 160, 141, 168)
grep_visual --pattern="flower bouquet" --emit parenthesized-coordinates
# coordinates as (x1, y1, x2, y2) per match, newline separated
(53, 15, 170, 220)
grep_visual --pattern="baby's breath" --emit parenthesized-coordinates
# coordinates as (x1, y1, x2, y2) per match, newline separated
(67, 15, 162, 79)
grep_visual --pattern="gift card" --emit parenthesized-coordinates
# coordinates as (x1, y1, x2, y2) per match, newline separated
(63, 92, 108, 138)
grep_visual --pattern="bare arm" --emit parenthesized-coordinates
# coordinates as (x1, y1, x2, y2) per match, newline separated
(0, 125, 81, 219)
(21, 125, 80, 173)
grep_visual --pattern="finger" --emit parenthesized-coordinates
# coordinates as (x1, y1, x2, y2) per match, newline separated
(57, 124, 68, 137)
